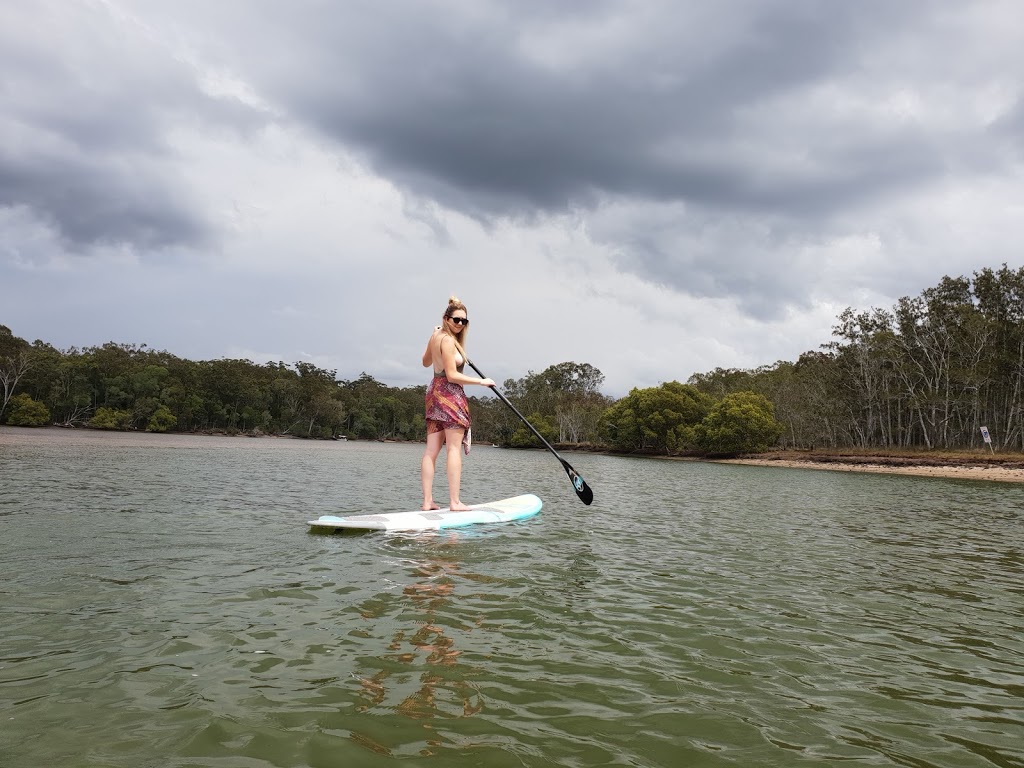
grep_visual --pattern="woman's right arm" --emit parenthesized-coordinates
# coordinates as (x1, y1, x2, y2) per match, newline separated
(441, 337, 494, 388)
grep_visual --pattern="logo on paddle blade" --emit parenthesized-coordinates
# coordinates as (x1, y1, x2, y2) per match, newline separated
(573, 475, 584, 492)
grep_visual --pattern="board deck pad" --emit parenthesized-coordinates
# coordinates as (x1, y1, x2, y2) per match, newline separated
(308, 493, 542, 531)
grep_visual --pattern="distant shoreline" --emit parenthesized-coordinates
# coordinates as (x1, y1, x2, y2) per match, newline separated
(712, 450, 1024, 484)
(4, 426, 1023, 483)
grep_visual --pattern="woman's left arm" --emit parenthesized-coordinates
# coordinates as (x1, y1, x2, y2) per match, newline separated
(422, 327, 441, 367)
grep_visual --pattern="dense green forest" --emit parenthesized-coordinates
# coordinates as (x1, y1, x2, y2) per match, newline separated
(0, 328, 778, 456)
(2, 265, 1022, 454)
(687, 264, 1024, 452)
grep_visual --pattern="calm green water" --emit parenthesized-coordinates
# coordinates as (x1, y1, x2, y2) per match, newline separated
(1, 427, 1022, 768)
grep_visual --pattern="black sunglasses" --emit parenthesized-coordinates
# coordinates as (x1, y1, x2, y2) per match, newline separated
(447, 316, 469, 326)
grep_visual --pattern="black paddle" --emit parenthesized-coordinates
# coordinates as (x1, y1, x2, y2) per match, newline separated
(465, 358, 594, 505)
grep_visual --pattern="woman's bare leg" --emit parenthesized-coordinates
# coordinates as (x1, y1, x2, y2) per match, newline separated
(444, 427, 471, 510)
(421, 430, 445, 510)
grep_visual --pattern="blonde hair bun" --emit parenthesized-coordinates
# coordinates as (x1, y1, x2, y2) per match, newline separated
(444, 295, 467, 322)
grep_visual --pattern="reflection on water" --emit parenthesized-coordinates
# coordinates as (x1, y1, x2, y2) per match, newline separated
(352, 539, 483, 758)
(1, 427, 1023, 768)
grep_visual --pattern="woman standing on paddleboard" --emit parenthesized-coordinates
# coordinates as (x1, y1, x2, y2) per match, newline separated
(420, 296, 495, 512)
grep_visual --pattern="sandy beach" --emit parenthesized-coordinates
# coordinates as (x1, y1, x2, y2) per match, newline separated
(717, 454, 1024, 483)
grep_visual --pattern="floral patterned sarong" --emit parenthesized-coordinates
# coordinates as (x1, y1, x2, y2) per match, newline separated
(425, 374, 471, 453)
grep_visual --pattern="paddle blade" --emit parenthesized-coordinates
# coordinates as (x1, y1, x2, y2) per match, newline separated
(561, 459, 594, 505)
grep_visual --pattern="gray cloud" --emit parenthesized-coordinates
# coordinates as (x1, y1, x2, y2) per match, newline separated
(131, 0, 1017, 322)
(3, 0, 1022, 390)
(217, 0, 955, 221)
(7, 1, 1015, 259)
(0, 1, 264, 252)
(993, 96, 1024, 150)
(0, 156, 206, 252)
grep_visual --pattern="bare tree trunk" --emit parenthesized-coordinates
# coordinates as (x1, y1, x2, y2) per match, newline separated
(58, 403, 93, 427)
(0, 350, 32, 418)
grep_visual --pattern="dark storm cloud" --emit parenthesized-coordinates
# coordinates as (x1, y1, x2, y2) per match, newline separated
(0, 1, 261, 253)
(4, 0, 1000, 253)
(225, 0, 950, 221)
(4, 0, 1016, 328)
(0, 158, 205, 251)
(185, 0, 992, 319)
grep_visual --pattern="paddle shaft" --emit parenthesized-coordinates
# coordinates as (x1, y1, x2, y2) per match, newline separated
(464, 358, 593, 505)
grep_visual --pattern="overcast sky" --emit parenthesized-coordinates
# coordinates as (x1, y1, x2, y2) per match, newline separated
(2, 1, 1022, 395)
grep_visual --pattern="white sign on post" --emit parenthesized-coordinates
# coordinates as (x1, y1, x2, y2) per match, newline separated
(980, 426, 993, 452)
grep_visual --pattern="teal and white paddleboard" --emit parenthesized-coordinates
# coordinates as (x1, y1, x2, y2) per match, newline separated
(308, 493, 542, 531)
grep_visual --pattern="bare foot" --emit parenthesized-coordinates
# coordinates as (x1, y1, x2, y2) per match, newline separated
(422, 502, 441, 511)
(449, 501, 472, 511)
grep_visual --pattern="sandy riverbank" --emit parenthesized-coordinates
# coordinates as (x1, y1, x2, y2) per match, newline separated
(715, 452, 1024, 483)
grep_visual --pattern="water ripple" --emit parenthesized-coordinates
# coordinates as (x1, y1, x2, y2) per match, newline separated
(2, 429, 1023, 766)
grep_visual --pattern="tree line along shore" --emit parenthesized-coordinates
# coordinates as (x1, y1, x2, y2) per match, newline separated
(2, 264, 1022, 460)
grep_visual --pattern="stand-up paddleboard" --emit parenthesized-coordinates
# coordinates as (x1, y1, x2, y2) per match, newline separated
(308, 493, 542, 532)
